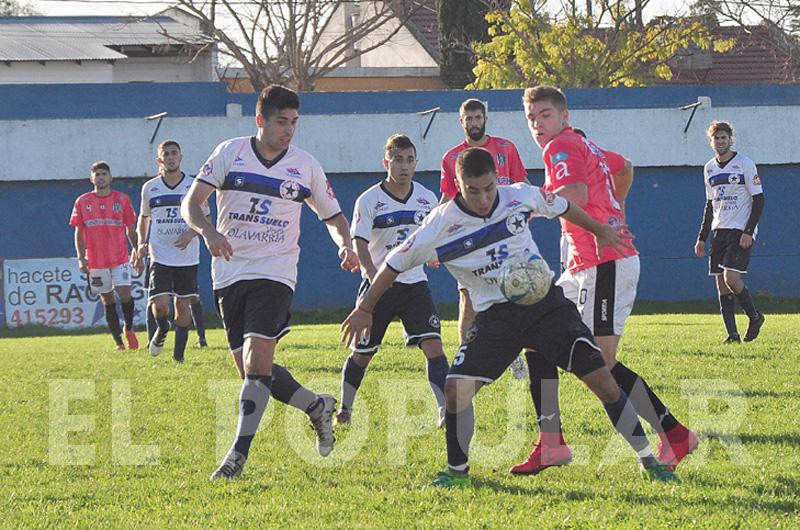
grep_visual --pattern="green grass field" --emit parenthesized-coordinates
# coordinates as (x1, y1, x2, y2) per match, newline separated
(1, 313, 799, 528)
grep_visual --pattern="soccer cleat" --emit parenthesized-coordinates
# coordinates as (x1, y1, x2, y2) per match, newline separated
(437, 406, 446, 429)
(172, 352, 184, 364)
(198, 338, 208, 348)
(149, 328, 167, 356)
(657, 424, 700, 471)
(640, 460, 682, 484)
(723, 334, 741, 344)
(509, 355, 528, 380)
(309, 394, 336, 457)
(335, 408, 351, 426)
(428, 471, 473, 489)
(510, 434, 573, 475)
(210, 450, 247, 481)
(743, 312, 765, 342)
(114, 343, 126, 352)
(124, 328, 139, 350)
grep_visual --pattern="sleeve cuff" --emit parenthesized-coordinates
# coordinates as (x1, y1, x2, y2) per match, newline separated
(321, 211, 343, 222)
(196, 177, 219, 189)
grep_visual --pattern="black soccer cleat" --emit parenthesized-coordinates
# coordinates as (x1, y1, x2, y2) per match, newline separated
(723, 334, 741, 344)
(743, 312, 765, 342)
(210, 450, 246, 480)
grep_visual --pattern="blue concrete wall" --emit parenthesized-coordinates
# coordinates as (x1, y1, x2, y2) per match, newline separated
(1, 165, 796, 311)
(2, 82, 800, 120)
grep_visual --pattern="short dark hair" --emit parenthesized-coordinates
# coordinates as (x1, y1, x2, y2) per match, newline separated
(256, 84, 300, 121)
(456, 148, 496, 180)
(90, 161, 110, 174)
(158, 140, 181, 153)
(384, 134, 416, 158)
(523, 85, 567, 111)
(460, 98, 486, 116)
(707, 120, 734, 139)
(573, 127, 587, 138)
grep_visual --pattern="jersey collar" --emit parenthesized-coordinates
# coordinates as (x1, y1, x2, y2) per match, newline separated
(250, 136, 288, 169)
(160, 172, 186, 190)
(380, 181, 414, 204)
(453, 192, 500, 220)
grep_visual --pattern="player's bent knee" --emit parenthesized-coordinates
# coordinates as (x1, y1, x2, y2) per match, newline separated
(580, 366, 620, 403)
(444, 378, 478, 412)
(419, 338, 445, 358)
(351, 352, 373, 368)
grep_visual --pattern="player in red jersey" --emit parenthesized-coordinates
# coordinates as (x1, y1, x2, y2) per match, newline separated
(70, 161, 140, 351)
(512, 86, 698, 474)
(440, 98, 530, 378)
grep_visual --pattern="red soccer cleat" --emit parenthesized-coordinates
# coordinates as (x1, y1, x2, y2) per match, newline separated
(125, 328, 139, 350)
(657, 424, 699, 470)
(510, 433, 573, 475)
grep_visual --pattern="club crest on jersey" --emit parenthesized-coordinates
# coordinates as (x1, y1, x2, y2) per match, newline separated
(728, 174, 741, 184)
(113, 203, 121, 213)
(539, 189, 557, 206)
(753, 174, 761, 185)
(429, 314, 440, 328)
(497, 153, 506, 166)
(551, 152, 569, 163)
(414, 210, 429, 225)
(233, 176, 245, 188)
(280, 180, 301, 200)
(201, 162, 213, 176)
(326, 180, 336, 200)
(506, 212, 528, 234)
(463, 238, 475, 250)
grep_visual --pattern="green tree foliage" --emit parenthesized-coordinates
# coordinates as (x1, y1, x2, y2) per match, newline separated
(470, 0, 734, 88)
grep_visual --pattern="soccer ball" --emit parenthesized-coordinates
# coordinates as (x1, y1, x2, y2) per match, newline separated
(498, 252, 553, 305)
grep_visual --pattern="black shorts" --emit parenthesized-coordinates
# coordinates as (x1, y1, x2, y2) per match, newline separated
(709, 229, 753, 275)
(214, 279, 293, 352)
(148, 263, 198, 298)
(449, 284, 606, 383)
(354, 280, 441, 354)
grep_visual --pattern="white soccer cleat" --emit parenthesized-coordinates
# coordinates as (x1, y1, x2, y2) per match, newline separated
(149, 328, 167, 357)
(509, 355, 528, 380)
(309, 394, 336, 457)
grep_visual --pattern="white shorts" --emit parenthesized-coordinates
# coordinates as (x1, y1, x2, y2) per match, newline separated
(556, 255, 639, 336)
(88, 263, 132, 295)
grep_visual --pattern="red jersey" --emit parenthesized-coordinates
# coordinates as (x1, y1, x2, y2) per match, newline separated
(441, 135, 527, 199)
(69, 190, 136, 269)
(542, 128, 637, 273)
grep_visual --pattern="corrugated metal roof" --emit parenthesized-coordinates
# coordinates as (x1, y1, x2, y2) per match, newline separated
(0, 16, 207, 62)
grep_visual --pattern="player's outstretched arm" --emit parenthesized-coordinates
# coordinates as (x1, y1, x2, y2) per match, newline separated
(324, 213, 360, 272)
(181, 180, 232, 260)
(561, 202, 634, 258)
(340, 264, 399, 347)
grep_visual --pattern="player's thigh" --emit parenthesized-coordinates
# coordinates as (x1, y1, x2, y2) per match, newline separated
(214, 282, 246, 352)
(709, 229, 734, 277)
(88, 268, 113, 296)
(721, 231, 753, 276)
(242, 279, 293, 343)
(525, 292, 605, 379)
(397, 282, 442, 350)
(450, 305, 525, 384)
(172, 265, 198, 324)
(148, 263, 175, 303)
(110, 263, 132, 289)
(352, 279, 396, 355)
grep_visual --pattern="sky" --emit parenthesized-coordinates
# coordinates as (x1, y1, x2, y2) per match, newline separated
(27, 0, 694, 19)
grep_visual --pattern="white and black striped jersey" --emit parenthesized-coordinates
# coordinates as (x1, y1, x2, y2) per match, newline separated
(141, 174, 209, 267)
(387, 184, 568, 312)
(196, 136, 342, 290)
(352, 182, 437, 284)
(704, 153, 763, 235)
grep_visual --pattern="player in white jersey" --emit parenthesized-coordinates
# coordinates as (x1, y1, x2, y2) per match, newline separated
(137, 140, 211, 362)
(695, 121, 765, 343)
(342, 148, 679, 487)
(336, 134, 448, 427)
(182, 85, 360, 480)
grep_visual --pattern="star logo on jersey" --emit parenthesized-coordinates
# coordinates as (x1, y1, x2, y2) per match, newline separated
(233, 176, 245, 188)
(414, 210, 428, 225)
(280, 180, 301, 200)
(506, 212, 527, 234)
(728, 174, 741, 184)
(753, 174, 761, 185)
(463, 238, 474, 250)
(497, 153, 506, 167)
(386, 216, 395, 226)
